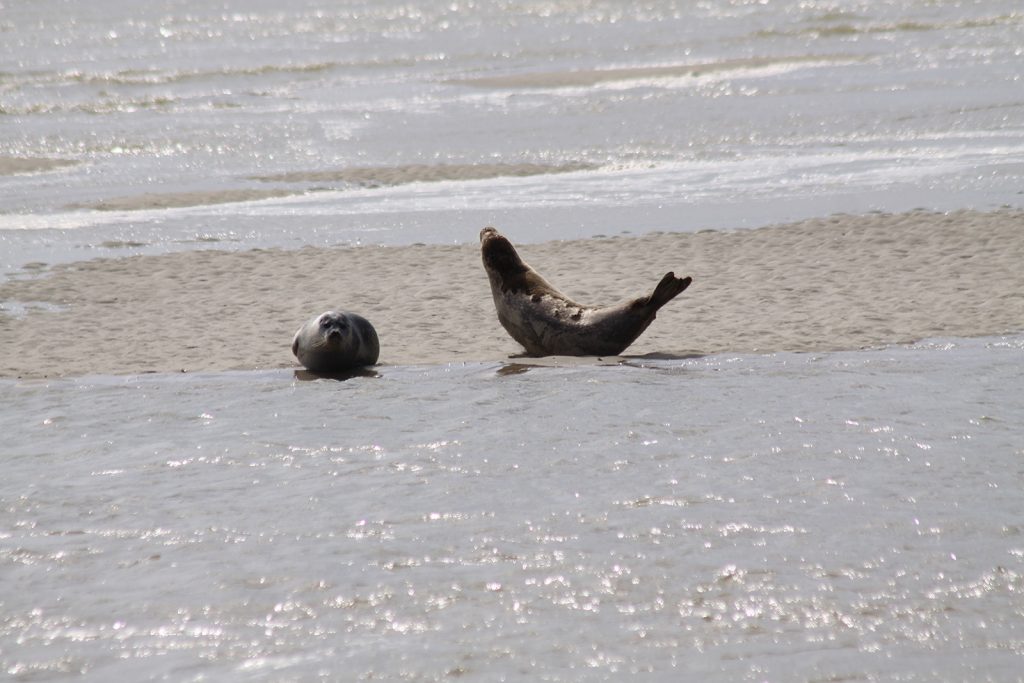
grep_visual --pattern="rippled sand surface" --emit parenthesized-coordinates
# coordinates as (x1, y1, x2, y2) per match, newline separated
(2, 209, 1022, 379)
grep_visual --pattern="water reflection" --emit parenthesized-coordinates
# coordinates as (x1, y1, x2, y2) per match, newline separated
(496, 352, 703, 376)
(293, 367, 380, 382)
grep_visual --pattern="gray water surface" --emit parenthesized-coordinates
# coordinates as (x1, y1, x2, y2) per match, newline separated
(3, 337, 1023, 680)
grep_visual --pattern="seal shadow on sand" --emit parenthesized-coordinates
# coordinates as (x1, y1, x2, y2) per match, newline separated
(496, 351, 706, 376)
(293, 367, 381, 382)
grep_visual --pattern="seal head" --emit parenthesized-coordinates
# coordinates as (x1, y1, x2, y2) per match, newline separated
(480, 226, 692, 356)
(292, 310, 380, 373)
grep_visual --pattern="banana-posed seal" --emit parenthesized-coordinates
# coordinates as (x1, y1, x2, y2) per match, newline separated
(291, 310, 380, 373)
(480, 227, 692, 356)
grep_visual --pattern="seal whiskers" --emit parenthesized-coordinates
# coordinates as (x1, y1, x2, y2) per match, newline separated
(479, 227, 692, 357)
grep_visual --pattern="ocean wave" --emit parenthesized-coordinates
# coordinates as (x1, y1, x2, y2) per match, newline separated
(450, 55, 859, 90)
(68, 188, 309, 212)
(0, 61, 339, 90)
(250, 162, 598, 187)
(0, 95, 182, 117)
(0, 58, 400, 116)
(35, 162, 598, 215)
(754, 13, 1022, 39)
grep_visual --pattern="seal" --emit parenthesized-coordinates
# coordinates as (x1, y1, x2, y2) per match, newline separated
(480, 227, 692, 356)
(292, 310, 380, 373)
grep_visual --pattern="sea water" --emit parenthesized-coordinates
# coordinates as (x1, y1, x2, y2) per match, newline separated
(2, 0, 1023, 268)
(2, 338, 1024, 680)
(2, 0, 1024, 680)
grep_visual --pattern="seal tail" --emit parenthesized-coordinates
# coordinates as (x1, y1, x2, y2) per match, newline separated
(644, 272, 692, 311)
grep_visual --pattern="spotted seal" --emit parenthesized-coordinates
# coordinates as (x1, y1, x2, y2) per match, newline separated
(292, 310, 380, 373)
(480, 227, 692, 356)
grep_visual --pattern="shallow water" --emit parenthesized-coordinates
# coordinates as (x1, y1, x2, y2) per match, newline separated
(3, 336, 1024, 680)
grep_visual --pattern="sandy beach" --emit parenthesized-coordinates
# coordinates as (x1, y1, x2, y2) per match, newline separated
(1, 208, 1021, 379)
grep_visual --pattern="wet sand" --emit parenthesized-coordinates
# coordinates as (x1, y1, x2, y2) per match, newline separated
(66, 163, 597, 212)
(0, 156, 78, 176)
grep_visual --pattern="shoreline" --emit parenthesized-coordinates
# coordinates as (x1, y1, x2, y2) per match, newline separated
(1, 208, 1022, 379)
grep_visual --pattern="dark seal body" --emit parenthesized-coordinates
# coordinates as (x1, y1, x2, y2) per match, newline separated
(479, 227, 692, 356)
(292, 310, 380, 373)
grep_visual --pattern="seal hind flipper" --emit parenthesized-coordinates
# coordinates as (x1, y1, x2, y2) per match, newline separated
(638, 272, 692, 311)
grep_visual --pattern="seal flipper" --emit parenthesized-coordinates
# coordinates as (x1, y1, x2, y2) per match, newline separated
(640, 272, 692, 312)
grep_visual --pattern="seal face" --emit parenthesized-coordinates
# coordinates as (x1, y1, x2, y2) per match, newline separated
(480, 227, 692, 356)
(292, 310, 380, 373)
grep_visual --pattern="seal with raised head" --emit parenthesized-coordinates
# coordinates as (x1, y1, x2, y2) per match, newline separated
(292, 310, 380, 373)
(480, 227, 692, 356)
